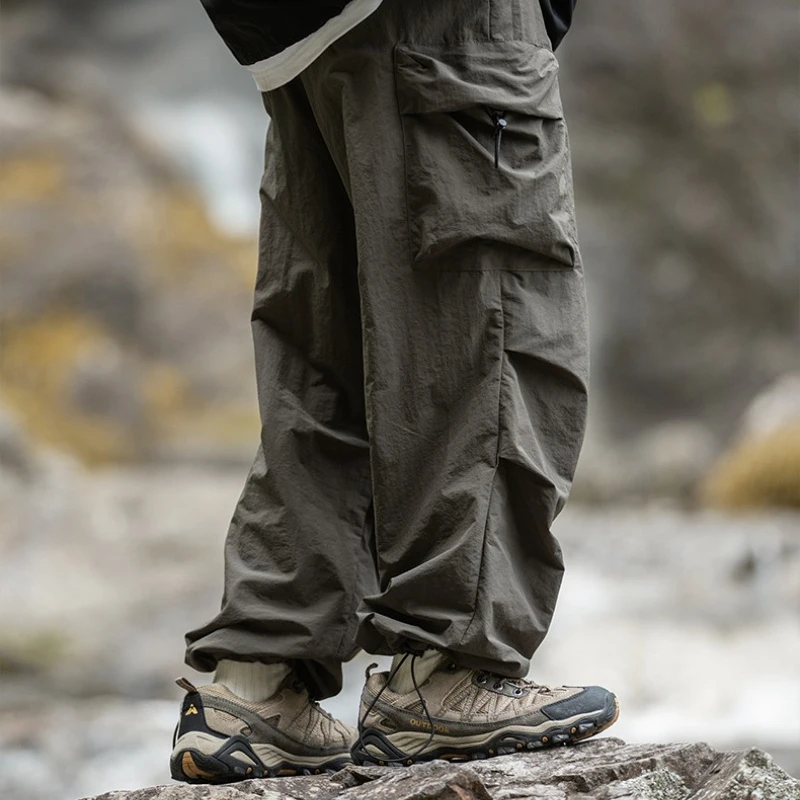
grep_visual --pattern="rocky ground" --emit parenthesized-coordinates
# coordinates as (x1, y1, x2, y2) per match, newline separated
(80, 740, 800, 800)
(0, 445, 798, 799)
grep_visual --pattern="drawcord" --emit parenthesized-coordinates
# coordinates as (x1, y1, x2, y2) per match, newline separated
(356, 652, 436, 765)
(487, 109, 508, 168)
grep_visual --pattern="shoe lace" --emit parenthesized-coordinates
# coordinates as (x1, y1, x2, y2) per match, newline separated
(356, 652, 436, 765)
(292, 678, 340, 725)
(475, 671, 554, 697)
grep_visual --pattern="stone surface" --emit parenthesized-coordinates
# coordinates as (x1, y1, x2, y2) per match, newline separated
(77, 740, 800, 800)
(1, 454, 798, 800)
(560, 1, 798, 441)
(2, 0, 798, 487)
(0, 85, 260, 465)
(740, 374, 800, 440)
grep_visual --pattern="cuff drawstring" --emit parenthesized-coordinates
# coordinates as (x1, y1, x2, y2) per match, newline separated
(487, 109, 508, 169)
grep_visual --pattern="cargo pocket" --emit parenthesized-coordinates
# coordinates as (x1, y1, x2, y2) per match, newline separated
(394, 41, 579, 271)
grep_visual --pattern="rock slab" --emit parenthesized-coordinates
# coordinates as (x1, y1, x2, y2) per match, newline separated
(81, 739, 799, 800)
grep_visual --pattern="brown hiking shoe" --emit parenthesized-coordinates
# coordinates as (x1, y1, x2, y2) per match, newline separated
(170, 674, 354, 782)
(352, 659, 619, 765)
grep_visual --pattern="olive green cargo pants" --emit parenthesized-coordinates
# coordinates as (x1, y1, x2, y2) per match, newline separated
(186, 0, 588, 700)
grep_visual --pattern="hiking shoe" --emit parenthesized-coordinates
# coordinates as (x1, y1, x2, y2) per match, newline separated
(170, 674, 354, 782)
(352, 659, 619, 765)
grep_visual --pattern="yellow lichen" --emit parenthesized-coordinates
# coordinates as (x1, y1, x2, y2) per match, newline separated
(1, 314, 106, 396)
(166, 405, 260, 448)
(0, 151, 66, 205)
(0, 313, 259, 463)
(693, 82, 736, 129)
(700, 423, 800, 510)
(0, 630, 71, 674)
(0, 315, 136, 463)
(141, 363, 192, 420)
(0, 381, 135, 465)
(142, 184, 256, 288)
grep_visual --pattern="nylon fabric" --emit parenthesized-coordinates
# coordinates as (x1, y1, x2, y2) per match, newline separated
(186, 0, 588, 700)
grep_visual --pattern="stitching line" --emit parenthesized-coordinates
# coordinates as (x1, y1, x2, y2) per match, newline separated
(458, 270, 505, 648)
(393, 44, 415, 268)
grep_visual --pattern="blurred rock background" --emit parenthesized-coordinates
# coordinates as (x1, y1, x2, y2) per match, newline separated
(0, 0, 798, 798)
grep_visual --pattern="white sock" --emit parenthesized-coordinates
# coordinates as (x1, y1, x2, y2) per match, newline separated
(214, 659, 291, 702)
(388, 649, 447, 694)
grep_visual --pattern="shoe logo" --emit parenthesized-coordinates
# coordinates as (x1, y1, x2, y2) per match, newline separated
(184, 704, 199, 716)
(410, 718, 450, 734)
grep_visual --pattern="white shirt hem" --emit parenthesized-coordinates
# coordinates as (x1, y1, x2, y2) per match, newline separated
(246, 0, 384, 92)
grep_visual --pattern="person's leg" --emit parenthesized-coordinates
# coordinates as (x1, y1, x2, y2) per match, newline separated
(301, 0, 617, 763)
(302, 0, 587, 681)
(183, 76, 377, 701)
(172, 75, 381, 783)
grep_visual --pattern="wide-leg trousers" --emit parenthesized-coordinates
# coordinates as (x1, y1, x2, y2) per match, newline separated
(186, 0, 589, 700)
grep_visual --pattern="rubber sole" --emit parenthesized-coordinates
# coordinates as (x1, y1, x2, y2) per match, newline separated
(352, 694, 620, 766)
(170, 733, 352, 784)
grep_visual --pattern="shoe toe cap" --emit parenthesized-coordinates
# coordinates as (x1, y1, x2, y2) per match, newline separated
(541, 685, 616, 721)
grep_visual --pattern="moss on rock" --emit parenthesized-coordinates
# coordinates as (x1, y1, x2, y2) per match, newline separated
(700, 423, 800, 510)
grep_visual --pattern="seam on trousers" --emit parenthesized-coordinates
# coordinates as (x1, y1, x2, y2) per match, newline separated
(458, 270, 505, 649)
(333, 485, 374, 661)
(392, 44, 415, 268)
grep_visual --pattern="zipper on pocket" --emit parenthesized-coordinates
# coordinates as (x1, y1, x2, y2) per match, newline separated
(486, 109, 508, 169)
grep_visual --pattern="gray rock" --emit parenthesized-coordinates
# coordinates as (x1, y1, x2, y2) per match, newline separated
(741, 373, 800, 439)
(604, 769, 688, 800)
(78, 740, 799, 800)
(0, 405, 36, 479)
(561, 1, 798, 441)
(573, 420, 718, 505)
(0, 84, 259, 465)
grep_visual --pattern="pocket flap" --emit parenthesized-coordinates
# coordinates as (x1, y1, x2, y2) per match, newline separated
(395, 42, 563, 119)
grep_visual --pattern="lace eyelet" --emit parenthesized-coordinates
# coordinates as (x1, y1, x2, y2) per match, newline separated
(493, 682, 504, 691)
(477, 675, 488, 685)
(513, 688, 523, 696)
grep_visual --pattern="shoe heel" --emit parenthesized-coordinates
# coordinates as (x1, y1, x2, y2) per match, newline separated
(175, 686, 211, 740)
(171, 734, 266, 783)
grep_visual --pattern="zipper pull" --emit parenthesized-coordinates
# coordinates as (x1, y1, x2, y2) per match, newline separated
(486, 109, 508, 169)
